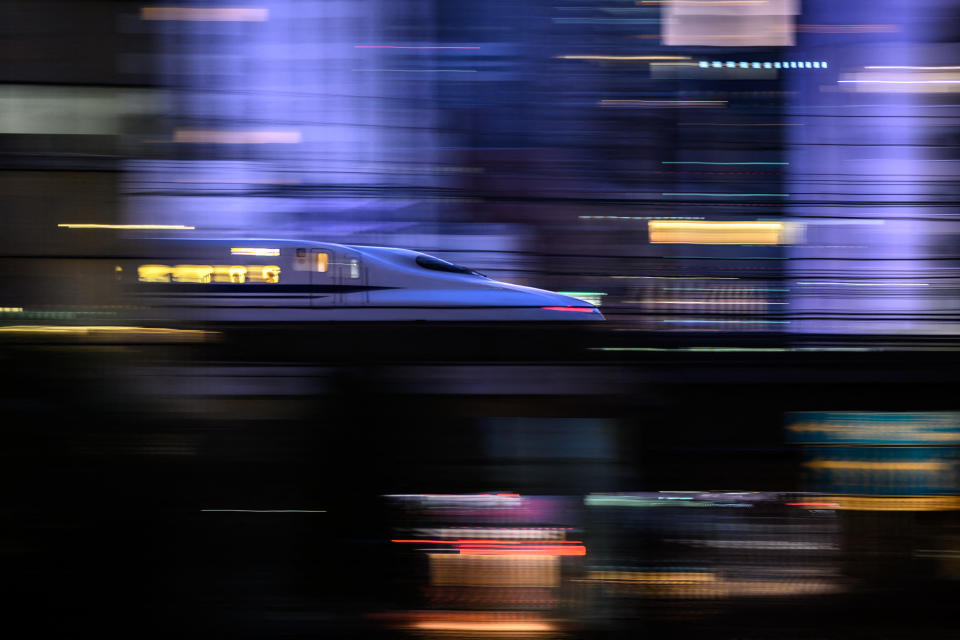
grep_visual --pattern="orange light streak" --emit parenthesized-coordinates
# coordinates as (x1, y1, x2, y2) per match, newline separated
(459, 546, 586, 556)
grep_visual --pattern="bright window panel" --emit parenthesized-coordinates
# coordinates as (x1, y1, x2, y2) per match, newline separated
(138, 264, 171, 282)
(171, 265, 214, 283)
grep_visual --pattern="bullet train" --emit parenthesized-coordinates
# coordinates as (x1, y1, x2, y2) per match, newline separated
(117, 238, 604, 322)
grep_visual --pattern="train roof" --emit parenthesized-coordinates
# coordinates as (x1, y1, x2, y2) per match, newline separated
(139, 237, 348, 248)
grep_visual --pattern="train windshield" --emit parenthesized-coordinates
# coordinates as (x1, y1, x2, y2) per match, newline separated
(415, 254, 483, 276)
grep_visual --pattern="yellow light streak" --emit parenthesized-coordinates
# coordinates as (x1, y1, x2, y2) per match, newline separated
(558, 55, 692, 61)
(805, 460, 949, 471)
(649, 220, 785, 245)
(58, 224, 195, 230)
(586, 570, 716, 584)
(231, 247, 280, 257)
(824, 495, 960, 511)
(0, 325, 218, 340)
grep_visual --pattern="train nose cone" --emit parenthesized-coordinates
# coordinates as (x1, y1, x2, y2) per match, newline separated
(493, 282, 605, 319)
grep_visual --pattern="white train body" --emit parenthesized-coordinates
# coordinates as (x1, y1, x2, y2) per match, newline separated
(119, 238, 604, 322)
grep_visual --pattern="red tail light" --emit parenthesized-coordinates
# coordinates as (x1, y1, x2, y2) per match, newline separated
(541, 306, 596, 313)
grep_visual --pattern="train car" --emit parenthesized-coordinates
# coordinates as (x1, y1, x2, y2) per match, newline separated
(116, 238, 604, 322)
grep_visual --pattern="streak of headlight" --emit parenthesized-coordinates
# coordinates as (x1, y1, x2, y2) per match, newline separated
(141, 7, 268, 21)
(663, 161, 788, 165)
(865, 66, 960, 70)
(356, 45, 480, 49)
(797, 24, 897, 33)
(58, 224, 195, 229)
(592, 347, 874, 352)
(600, 99, 726, 107)
(173, 130, 301, 144)
(201, 509, 326, 513)
(662, 319, 790, 324)
(558, 55, 692, 61)
(610, 275, 740, 280)
(627, 300, 788, 304)
(392, 539, 583, 545)
(820, 496, 960, 511)
(679, 122, 802, 126)
(0, 325, 217, 338)
(662, 192, 789, 196)
(797, 281, 928, 286)
(412, 622, 555, 632)
(839, 80, 960, 84)
(639, 0, 767, 4)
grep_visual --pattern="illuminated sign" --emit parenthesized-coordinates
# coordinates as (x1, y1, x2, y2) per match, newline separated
(648, 220, 789, 245)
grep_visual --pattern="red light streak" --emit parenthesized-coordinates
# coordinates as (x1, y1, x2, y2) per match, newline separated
(541, 306, 596, 312)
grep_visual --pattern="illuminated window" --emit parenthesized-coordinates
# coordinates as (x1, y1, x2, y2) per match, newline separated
(138, 264, 172, 282)
(316, 252, 329, 273)
(349, 259, 360, 279)
(261, 265, 281, 283)
(115, 265, 123, 280)
(172, 265, 214, 283)
(214, 265, 247, 283)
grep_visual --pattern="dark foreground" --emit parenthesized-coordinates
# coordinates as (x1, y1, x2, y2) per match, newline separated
(3, 322, 960, 639)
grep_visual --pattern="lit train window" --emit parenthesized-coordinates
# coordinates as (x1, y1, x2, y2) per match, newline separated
(316, 252, 329, 273)
(260, 265, 281, 283)
(213, 265, 247, 283)
(349, 259, 359, 279)
(138, 264, 280, 284)
(138, 264, 171, 282)
(172, 265, 214, 283)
